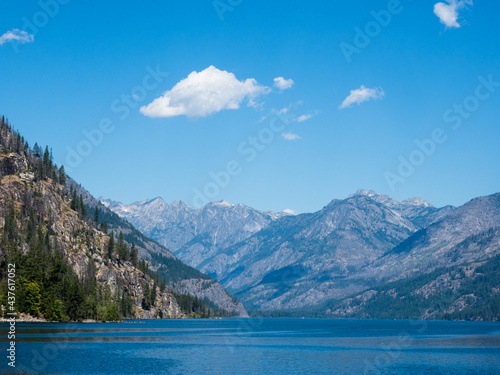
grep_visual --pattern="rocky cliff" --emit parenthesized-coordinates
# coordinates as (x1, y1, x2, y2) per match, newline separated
(0, 153, 182, 319)
(0, 119, 246, 320)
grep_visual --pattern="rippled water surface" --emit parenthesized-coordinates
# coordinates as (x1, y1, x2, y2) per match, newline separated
(1, 318, 500, 374)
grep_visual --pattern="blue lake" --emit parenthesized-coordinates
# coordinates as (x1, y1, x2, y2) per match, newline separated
(1, 318, 500, 374)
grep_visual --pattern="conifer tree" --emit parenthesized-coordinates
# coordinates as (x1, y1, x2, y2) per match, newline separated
(107, 231, 115, 259)
(58, 166, 66, 186)
(116, 231, 129, 262)
(150, 282, 157, 306)
(142, 283, 151, 310)
(130, 244, 138, 267)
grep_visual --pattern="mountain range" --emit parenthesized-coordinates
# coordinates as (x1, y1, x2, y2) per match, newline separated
(102, 189, 500, 319)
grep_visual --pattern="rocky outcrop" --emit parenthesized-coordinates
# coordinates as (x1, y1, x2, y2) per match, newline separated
(172, 279, 248, 317)
(0, 153, 28, 178)
(0, 153, 183, 319)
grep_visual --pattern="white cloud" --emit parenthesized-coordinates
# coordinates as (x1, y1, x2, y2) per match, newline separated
(339, 85, 385, 109)
(295, 114, 312, 123)
(0, 29, 34, 46)
(281, 132, 301, 141)
(278, 106, 291, 114)
(140, 66, 270, 118)
(283, 208, 297, 215)
(433, 0, 473, 29)
(274, 77, 294, 90)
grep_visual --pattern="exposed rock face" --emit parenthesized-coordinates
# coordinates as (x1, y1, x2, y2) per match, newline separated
(104, 189, 500, 315)
(0, 153, 28, 179)
(323, 244, 500, 321)
(73, 185, 247, 316)
(101, 197, 292, 270)
(362, 194, 500, 281)
(0, 153, 183, 319)
(351, 189, 455, 229)
(217, 193, 427, 309)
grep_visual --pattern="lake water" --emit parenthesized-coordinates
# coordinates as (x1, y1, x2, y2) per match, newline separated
(1, 318, 500, 374)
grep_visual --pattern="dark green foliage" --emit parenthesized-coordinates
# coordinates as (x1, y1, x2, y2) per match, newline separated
(130, 244, 138, 268)
(58, 165, 66, 186)
(100, 221, 108, 234)
(172, 292, 210, 318)
(117, 231, 129, 263)
(142, 283, 152, 310)
(120, 290, 134, 318)
(151, 282, 157, 305)
(147, 252, 211, 284)
(23, 281, 42, 316)
(0, 176, 134, 322)
(70, 190, 87, 219)
(107, 231, 115, 259)
(0, 215, 135, 322)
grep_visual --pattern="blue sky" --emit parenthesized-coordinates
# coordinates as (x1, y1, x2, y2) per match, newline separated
(1, 0, 499, 213)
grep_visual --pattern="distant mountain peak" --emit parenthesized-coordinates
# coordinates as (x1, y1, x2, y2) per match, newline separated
(354, 189, 378, 197)
(402, 197, 433, 208)
(148, 196, 165, 204)
(351, 189, 433, 208)
(212, 200, 233, 207)
(170, 200, 191, 209)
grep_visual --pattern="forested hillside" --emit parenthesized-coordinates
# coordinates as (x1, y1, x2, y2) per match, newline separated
(0, 117, 243, 320)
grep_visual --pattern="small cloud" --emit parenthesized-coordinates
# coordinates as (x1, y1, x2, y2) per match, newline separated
(0, 29, 34, 46)
(281, 132, 301, 141)
(433, 0, 473, 29)
(140, 66, 270, 118)
(339, 85, 385, 109)
(295, 114, 312, 123)
(258, 115, 268, 123)
(278, 106, 291, 114)
(274, 77, 294, 90)
(283, 208, 297, 215)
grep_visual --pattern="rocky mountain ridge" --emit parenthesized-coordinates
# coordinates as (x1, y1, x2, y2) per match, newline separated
(105, 189, 500, 319)
(101, 196, 292, 272)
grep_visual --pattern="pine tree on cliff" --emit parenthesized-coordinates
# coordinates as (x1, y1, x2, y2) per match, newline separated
(107, 231, 115, 260)
(130, 244, 138, 268)
(94, 207, 99, 225)
(150, 282, 157, 307)
(117, 231, 129, 263)
(142, 283, 151, 310)
(58, 165, 66, 186)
